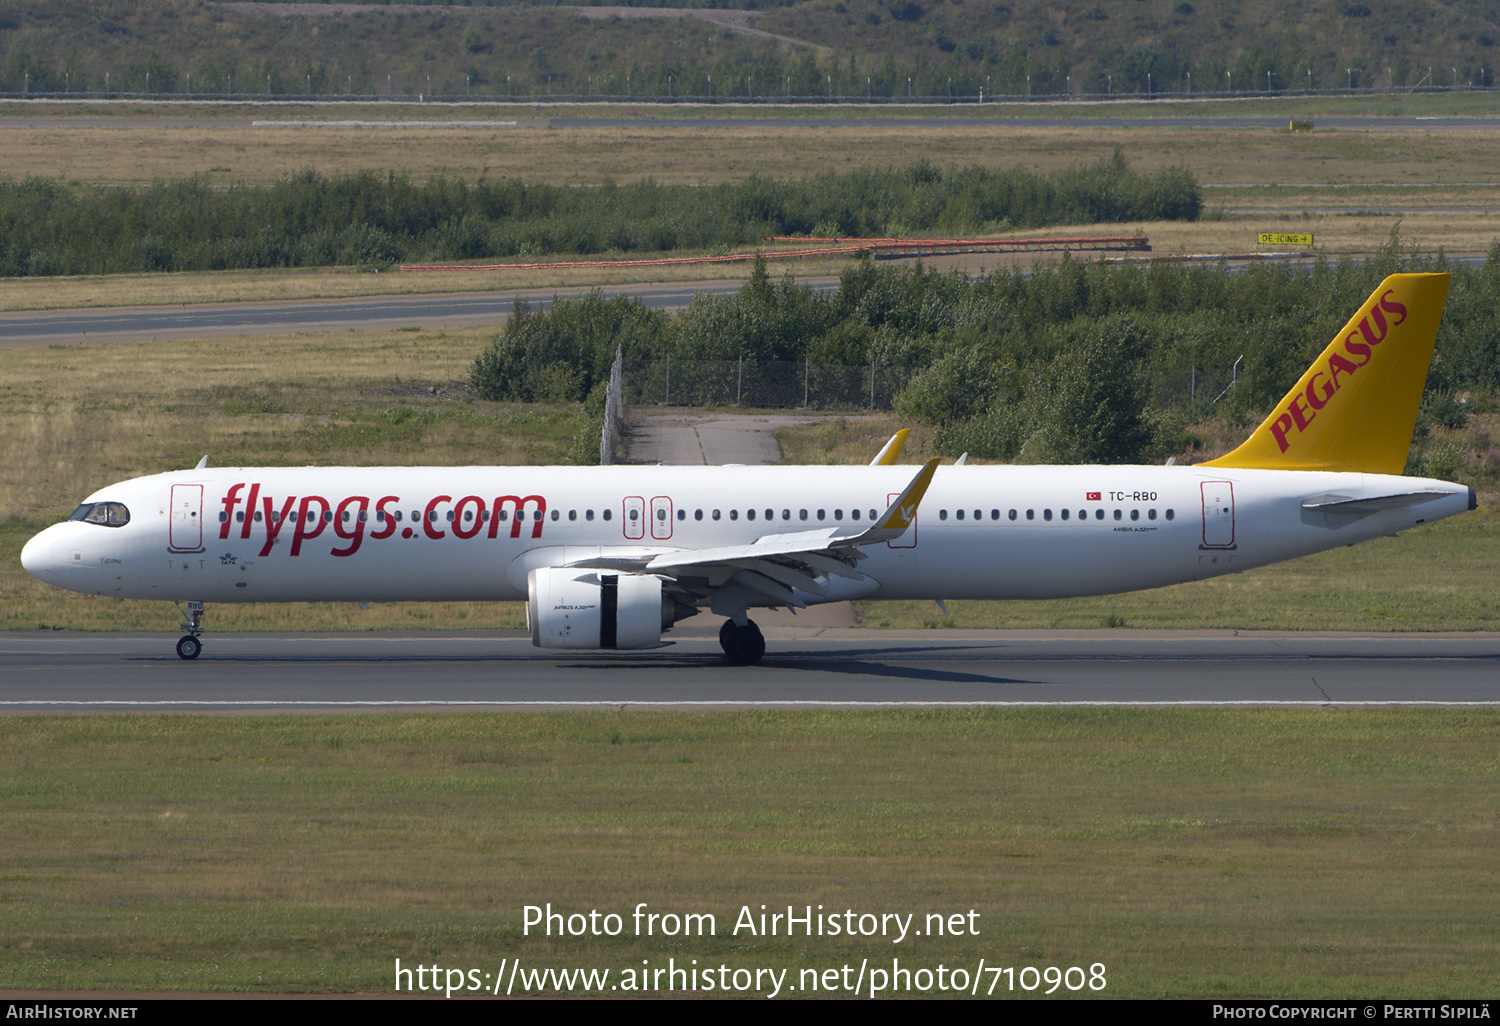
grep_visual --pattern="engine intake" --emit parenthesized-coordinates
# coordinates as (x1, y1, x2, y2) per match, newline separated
(527, 568, 696, 650)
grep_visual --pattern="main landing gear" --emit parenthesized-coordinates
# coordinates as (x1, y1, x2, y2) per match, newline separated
(719, 618, 765, 666)
(175, 600, 205, 660)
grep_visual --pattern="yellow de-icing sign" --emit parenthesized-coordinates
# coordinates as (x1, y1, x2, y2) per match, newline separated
(1258, 232, 1314, 246)
(1290, 120, 1314, 133)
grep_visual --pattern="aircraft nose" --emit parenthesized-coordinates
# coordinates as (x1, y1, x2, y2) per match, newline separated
(20, 529, 54, 581)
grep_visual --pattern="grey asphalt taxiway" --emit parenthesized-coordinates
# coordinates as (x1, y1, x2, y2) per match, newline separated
(2, 630, 1496, 709)
(0, 282, 764, 347)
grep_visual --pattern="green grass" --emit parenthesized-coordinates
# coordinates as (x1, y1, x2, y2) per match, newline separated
(0, 710, 1495, 996)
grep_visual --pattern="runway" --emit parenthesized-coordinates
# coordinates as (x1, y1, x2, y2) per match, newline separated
(3, 630, 1496, 709)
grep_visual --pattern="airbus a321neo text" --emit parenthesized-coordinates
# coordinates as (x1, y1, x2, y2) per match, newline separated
(21, 274, 1477, 664)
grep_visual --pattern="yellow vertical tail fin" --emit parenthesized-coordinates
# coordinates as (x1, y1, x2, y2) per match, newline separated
(1202, 272, 1450, 475)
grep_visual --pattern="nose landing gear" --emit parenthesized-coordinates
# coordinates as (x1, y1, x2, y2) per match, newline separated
(718, 617, 765, 666)
(175, 600, 205, 660)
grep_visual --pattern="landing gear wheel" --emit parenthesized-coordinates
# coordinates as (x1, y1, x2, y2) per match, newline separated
(720, 619, 765, 666)
(176, 634, 202, 660)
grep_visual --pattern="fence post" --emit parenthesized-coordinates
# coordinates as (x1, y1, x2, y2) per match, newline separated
(869, 356, 875, 410)
(737, 353, 742, 406)
(665, 354, 670, 405)
(804, 355, 809, 408)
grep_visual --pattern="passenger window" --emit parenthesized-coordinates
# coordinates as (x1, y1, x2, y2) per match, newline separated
(676, 509, 685, 521)
(1148, 509, 1157, 520)
(394, 511, 403, 522)
(235, 511, 245, 523)
(603, 509, 612, 521)
(444, 510, 453, 522)
(629, 509, 639, 521)
(1130, 509, 1140, 521)
(656, 509, 666, 521)
(323, 511, 334, 523)
(939, 509, 948, 521)
(955, 509, 964, 520)
(975, 510, 982, 521)
(834, 509, 843, 521)
(1095, 509, 1104, 520)
(730, 509, 738, 521)
(534, 510, 543, 521)
(851, 509, 860, 521)
(1044, 509, 1053, 521)
(1008, 509, 1017, 521)
(695, 509, 703, 521)
(768, 509, 775, 521)
(568, 510, 577, 521)
(585, 509, 594, 521)
(799, 509, 808, 521)
(254, 511, 263, 523)
(1113, 509, 1122, 521)
(1077, 509, 1086, 520)
(497, 510, 509, 522)
(747, 509, 756, 521)
(869, 509, 877, 520)
(1026, 509, 1035, 520)
(817, 509, 825, 520)
(1165, 509, 1175, 521)
(551, 510, 560, 521)
(1060, 509, 1069, 521)
(712, 509, 721, 521)
(360, 510, 370, 522)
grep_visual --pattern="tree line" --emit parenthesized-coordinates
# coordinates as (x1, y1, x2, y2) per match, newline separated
(0, 157, 1196, 277)
(472, 238, 1500, 474)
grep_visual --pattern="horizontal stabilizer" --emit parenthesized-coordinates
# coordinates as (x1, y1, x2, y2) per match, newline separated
(1301, 491, 1452, 515)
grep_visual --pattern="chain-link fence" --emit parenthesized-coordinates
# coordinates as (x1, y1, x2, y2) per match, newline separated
(599, 345, 625, 465)
(623, 358, 915, 411)
(1148, 355, 1246, 411)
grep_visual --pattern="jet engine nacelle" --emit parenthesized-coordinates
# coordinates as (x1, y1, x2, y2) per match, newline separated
(527, 568, 696, 650)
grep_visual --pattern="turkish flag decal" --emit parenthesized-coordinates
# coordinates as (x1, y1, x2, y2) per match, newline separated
(1086, 492, 1101, 501)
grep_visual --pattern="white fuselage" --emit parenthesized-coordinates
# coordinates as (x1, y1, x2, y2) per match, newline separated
(21, 464, 1472, 608)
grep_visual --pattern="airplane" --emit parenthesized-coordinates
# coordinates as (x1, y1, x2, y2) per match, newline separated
(20, 272, 1477, 665)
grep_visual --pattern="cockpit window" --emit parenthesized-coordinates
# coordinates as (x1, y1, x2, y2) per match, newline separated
(67, 501, 131, 527)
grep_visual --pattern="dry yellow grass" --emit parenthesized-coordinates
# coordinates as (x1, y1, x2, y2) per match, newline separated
(6, 121, 1500, 187)
(0, 325, 585, 631)
(0, 259, 852, 313)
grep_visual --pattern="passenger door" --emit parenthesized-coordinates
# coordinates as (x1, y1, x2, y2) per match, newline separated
(169, 484, 204, 552)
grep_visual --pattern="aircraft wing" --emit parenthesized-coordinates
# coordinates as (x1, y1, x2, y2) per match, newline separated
(562, 459, 939, 606)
